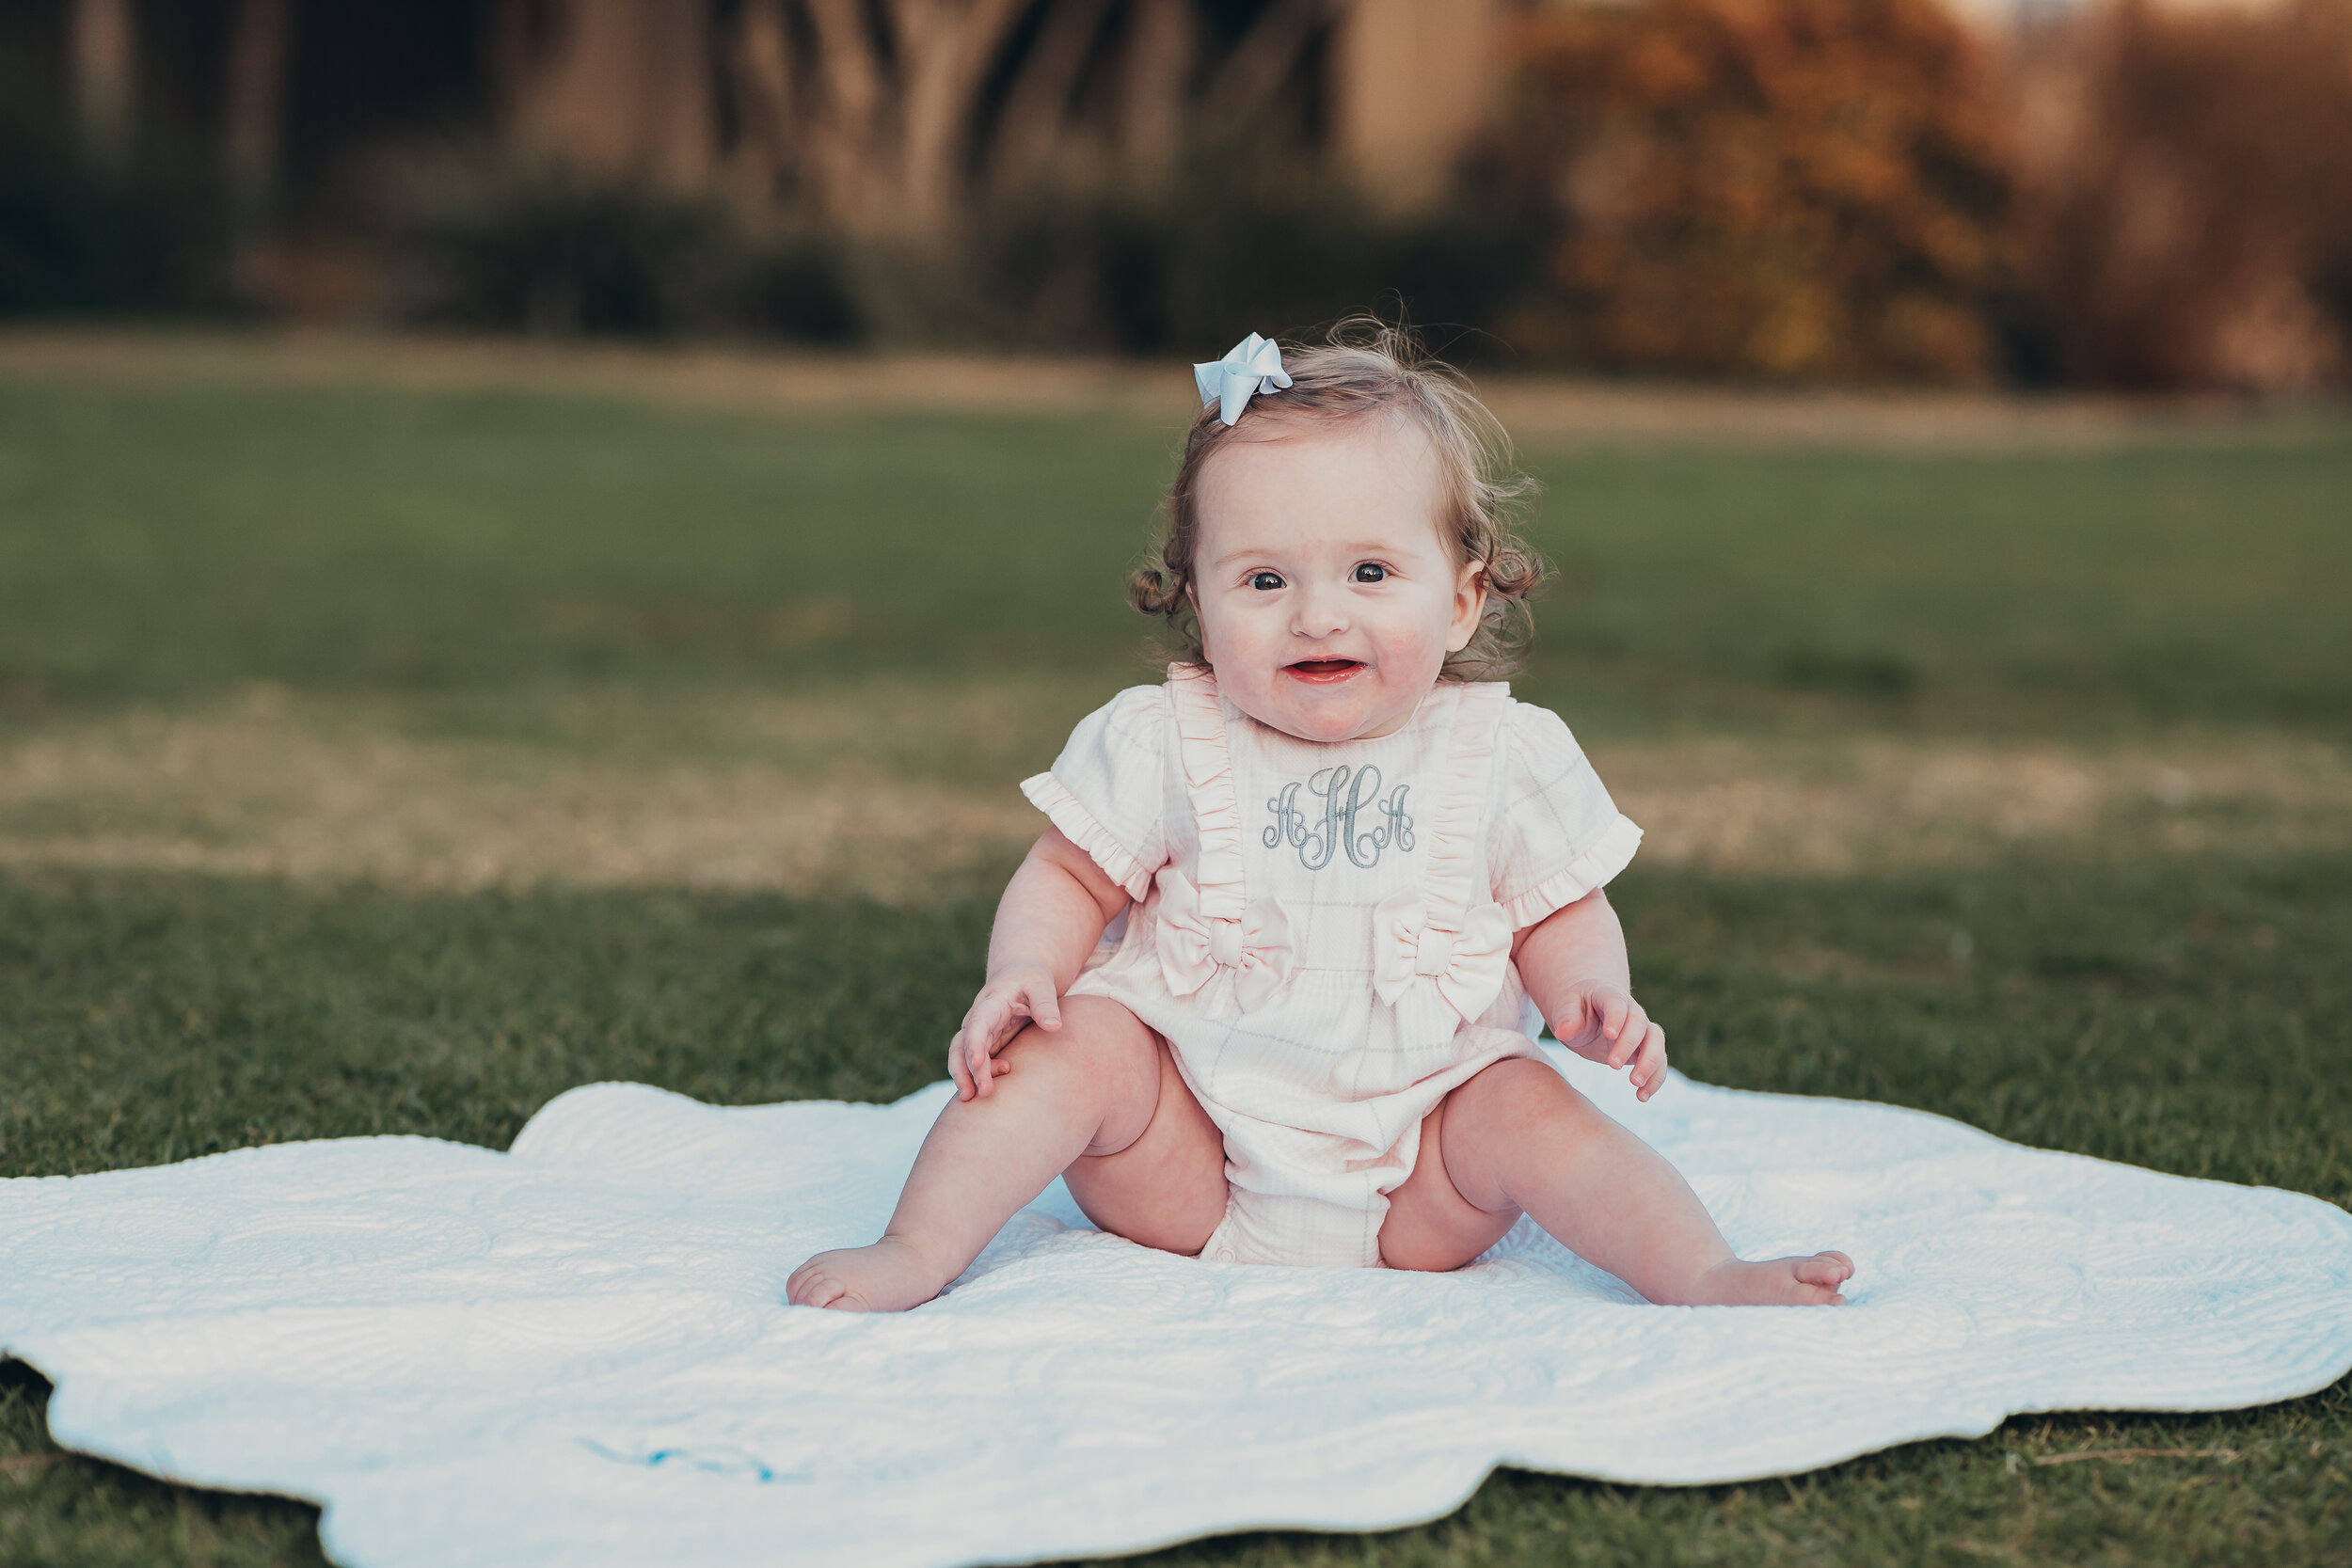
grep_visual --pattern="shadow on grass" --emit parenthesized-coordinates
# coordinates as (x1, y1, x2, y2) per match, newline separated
(1, 1358, 327, 1567)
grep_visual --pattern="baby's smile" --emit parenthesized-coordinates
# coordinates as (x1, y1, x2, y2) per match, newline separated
(1283, 657, 1366, 684)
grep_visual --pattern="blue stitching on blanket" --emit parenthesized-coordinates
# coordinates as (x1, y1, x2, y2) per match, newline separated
(577, 1438, 803, 1483)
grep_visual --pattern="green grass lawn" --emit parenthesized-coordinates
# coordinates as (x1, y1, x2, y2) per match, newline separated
(6, 376, 2349, 734)
(1, 354, 2347, 1565)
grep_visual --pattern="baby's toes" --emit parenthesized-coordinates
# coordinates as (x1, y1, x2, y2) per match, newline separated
(1795, 1251, 1854, 1287)
(787, 1259, 849, 1309)
(809, 1279, 861, 1310)
(1793, 1251, 1854, 1303)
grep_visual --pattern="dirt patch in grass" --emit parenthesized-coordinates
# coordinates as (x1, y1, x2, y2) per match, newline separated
(0, 688, 1045, 902)
(5, 328, 2332, 451)
(3, 688, 2343, 898)
(1595, 733, 2352, 874)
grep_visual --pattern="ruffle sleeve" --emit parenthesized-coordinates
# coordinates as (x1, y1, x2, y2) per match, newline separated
(1488, 702, 1644, 930)
(1019, 684, 1170, 901)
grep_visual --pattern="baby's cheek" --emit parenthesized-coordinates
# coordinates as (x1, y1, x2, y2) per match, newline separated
(1200, 602, 1266, 668)
(1377, 617, 1451, 682)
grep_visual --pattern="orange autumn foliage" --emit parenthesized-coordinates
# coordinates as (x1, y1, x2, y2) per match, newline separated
(1495, 0, 2013, 382)
(2017, 0, 2352, 390)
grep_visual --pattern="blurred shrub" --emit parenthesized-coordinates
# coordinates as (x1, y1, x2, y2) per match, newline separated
(1493, 0, 2014, 381)
(735, 242, 865, 343)
(2016, 0, 2352, 390)
(381, 150, 862, 341)
(968, 155, 1543, 356)
(0, 89, 229, 316)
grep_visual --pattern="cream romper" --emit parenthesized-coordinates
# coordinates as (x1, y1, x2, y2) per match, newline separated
(1022, 666, 1643, 1269)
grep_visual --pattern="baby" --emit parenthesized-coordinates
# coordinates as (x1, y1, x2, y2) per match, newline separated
(790, 325, 1851, 1313)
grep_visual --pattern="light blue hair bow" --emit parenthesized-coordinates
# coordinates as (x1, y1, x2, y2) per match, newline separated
(1194, 333, 1292, 426)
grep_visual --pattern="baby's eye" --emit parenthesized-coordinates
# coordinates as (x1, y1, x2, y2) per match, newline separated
(1352, 562, 1388, 583)
(1249, 571, 1284, 592)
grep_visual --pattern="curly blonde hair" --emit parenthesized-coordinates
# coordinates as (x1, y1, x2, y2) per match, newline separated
(1128, 319, 1546, 682)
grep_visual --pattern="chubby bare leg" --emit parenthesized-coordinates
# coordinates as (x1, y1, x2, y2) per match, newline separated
(787, 996, 1225, 1311)
(1380, 1057, 1851, 1305)
(1058, 1029, 1228, 1255)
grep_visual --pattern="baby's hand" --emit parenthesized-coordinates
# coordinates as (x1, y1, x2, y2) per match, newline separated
(1552, 980, 1668, 1102)
(948, 964, 1061, 1101)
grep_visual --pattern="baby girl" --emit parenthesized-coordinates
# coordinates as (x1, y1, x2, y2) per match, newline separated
(790, 325, 1852, 1313)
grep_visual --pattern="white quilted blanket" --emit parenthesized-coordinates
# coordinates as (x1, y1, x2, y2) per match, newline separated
(3, 1049, 2347, 1568)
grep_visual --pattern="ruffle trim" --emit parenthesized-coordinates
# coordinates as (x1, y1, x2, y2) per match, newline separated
(1167, 665, 1248, 922)
(1020, 772, 1155, 902)
(1419, 682, 1511, 932)
(1497, 813, 1645, 931)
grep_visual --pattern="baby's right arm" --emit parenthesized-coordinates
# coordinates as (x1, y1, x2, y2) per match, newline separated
(949, 827, 1132, 1101)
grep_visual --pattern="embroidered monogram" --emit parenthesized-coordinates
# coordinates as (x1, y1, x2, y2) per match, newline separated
(1263, 764, 1416, 870)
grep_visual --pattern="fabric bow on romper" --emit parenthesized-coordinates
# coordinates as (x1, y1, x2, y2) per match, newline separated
(1023, 666, 1643, 1268)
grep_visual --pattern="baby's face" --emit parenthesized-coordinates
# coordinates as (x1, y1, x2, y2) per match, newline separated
(1190, 412, 1486, 744)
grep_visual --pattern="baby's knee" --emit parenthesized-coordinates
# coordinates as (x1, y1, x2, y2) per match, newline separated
(995, 1026, 1084, 1081)
(998, 997, 1154, 1085)
(1053, 993, 1152, 1041)
(1458, 1056, 1599, 1135)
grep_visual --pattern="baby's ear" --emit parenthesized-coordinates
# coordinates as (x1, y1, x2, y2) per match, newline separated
(1185, 581, 1215, 663)
(1448, 562, 1488, 653)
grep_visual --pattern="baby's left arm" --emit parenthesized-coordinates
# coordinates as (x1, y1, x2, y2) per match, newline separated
(1513, 889, 1669, 1101)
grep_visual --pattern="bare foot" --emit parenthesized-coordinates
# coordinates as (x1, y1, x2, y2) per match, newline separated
(787, 1236, 948, 1312)
(1676, 1251, 1853, 1307)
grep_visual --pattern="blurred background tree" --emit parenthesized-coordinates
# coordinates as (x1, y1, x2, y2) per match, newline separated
(2012, 0, 2352, 389)
(0, 0, 2346, 387)
(1491, 0, 2013, 382)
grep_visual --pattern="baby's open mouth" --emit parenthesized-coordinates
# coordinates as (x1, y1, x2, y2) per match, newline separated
(1284, 658, 1364, 683)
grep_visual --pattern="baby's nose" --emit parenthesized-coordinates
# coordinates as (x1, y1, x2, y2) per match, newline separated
(1291, 588, 1349, 637)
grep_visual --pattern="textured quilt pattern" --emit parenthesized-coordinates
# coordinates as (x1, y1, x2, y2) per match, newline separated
(4, 1050, 2347, 1568)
